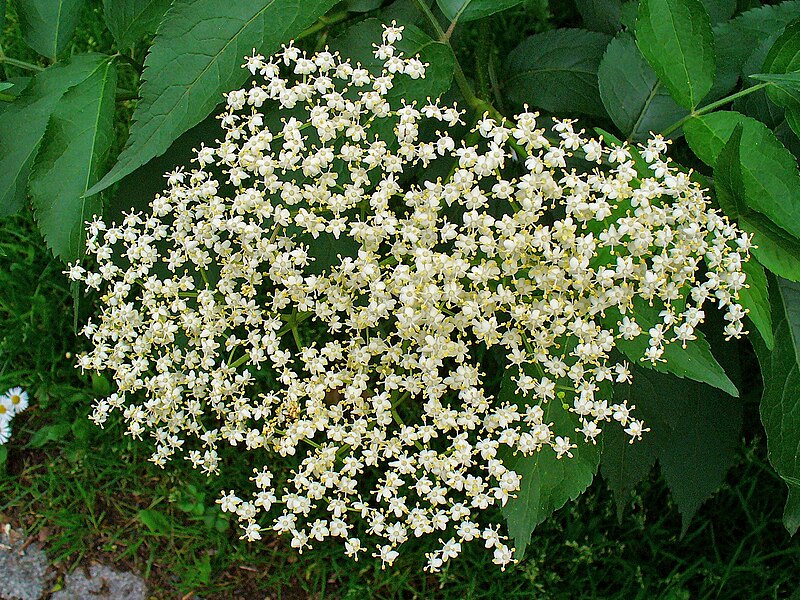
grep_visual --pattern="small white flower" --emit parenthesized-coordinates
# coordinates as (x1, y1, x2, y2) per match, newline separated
(6, 387, 28, 415)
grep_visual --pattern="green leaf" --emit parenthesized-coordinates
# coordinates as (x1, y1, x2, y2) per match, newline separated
(600, 416, 656, 520)
(617, 366, 742, 534)
(102, 0, 173, 48)
(752, 277, 800, 535)
(574, 0, 623, 34)
(87, 0, 338, 197)
(598, 33, 688, 141)
(711, 1, 800, 100)
(761, 17, 800, 109)
(635, 0, 715, 109)
(713, 122, 746, 218)
(741, 214, 800, 282)
(740, 259, 774, 350)
(436, 0, 525, 23)
(504, 29, 612, 117)
(700, 0, 735, 24)
(613, 299, 739, 397)
(787, 104, 800, 138)
(0, 446, 7, 472)
(138, 508, 172, 533)
(27, 422, 72, 447)
(499, 370, 600, 558)
(0, 55, 112, 217)
(15, 0, 86, 60)
(29, 57, 117, 262)
(684, 111, 800, 242)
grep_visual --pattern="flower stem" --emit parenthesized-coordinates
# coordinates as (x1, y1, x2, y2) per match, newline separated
(661, 82, 771, 136)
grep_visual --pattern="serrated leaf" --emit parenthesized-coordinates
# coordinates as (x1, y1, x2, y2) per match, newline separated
(752, 277, 800, 535)
(499, 370, 600, 558)
(29, 57, 117, 262)
(0, 55, 112, 216)
(436, 0, 525, 23)
(613, 298, 739, 397)
(27, 423, 72, 447)
(600, 416, 656, 521)
(103, 0, 173, 48)
(619, 366, 742, 534)
(761, 17, 800, 109)
(700, 0, 735, 24)
(685, 112, 800, 244)
(15, 0, 86, 60)
(711, 1, 800, 100)
(574, 0, 623, 34)
(713, 122, 746, 218)
(504, 28, 612, 117)
(598, 33, 688, 141)
(788, 104, 800, 138)
(87, 0, 338, 197)
(635, 0, 715, 109)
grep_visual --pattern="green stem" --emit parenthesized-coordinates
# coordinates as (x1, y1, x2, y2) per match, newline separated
(411, 0, 482, 111)
(661, 82, 770, 136)
(0, 54, 43, 72)
(296, 10, 350, 41)
(0, 92, 14, 102)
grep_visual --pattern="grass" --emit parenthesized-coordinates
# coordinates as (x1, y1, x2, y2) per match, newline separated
(1, 1, 799, 598)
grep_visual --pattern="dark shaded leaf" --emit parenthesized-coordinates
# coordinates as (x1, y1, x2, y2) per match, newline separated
(752, 277, 800, 535)
(504, 28, 612, 117)
(102, 0, 173, 48)
(436, 0, 526, 22)
(15, 0, 85, 59)
(598, 33, 687, 140)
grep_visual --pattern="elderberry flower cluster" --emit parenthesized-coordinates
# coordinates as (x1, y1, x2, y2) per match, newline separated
(67, 24, 750, 571)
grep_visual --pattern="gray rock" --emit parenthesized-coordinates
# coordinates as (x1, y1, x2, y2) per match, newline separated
(0, 530, 51, 600)
(51, 564, 146, 600)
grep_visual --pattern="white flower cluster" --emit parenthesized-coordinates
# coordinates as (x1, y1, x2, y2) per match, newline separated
(0, 387, 29, 444)
(67, 25, 750, 571)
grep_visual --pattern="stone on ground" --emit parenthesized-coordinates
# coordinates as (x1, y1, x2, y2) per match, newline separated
(0, 528, 50, 600)
(51, 563, 147, 600)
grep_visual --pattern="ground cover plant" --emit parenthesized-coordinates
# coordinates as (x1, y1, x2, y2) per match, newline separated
(1, 0, 800, 597)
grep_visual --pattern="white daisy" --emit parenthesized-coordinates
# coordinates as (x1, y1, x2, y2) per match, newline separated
(0, 395, 13, 421)
(6, 387, 28, 415)
(0, 419, 11, 445)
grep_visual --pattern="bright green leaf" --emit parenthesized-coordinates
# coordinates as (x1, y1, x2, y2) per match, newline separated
(761, 17, 800, 109)
(741, 259, 774, 350)
(102, 0, 173, 48)
(0, 55, 111, 217)
(598, 33, 688, 141)
(436, 0, 525, 23)
(87, 0, 338, 197)
(752, 277, 800, 535)
(504, 29, 612, 117)
(29, 57, 117, 262)
(713, 122, 746, 218)
(27, 423, 71, 448)
(613, 299, 739, 397)
(711, 1, 800, 100)
(636, 0, 715, 109)
(0, 82, 12, 92)
(138, 508, 172, 533)
(15, 0, 85, 60)
(684, 111, 800, 242)
(499, 369, 600, 558)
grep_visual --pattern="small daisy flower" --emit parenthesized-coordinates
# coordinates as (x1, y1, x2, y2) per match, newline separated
(0, 419, 11, 445)
(6, 387, 28, 415)
(0, 395, 13, 421)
